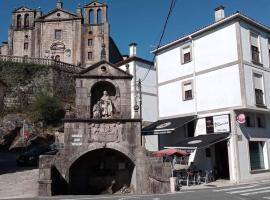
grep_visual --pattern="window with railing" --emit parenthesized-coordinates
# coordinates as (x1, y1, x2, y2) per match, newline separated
(250, 33, 261, 64)
(251, 46, 260, 63)
(255, 89, 264, 105)
(253, 73, 265, 106)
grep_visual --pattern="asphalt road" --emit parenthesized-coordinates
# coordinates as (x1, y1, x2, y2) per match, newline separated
(7, 181, 270, 200)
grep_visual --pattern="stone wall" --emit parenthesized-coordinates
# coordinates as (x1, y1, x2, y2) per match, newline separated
(0, 61, 75, 113)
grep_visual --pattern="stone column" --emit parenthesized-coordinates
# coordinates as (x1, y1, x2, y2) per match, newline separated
(38, 155, 54, 196)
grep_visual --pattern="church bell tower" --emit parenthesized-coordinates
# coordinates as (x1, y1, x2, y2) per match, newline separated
(83, 1, 109, 67)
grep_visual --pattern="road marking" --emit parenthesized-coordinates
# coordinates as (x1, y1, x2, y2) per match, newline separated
(60, 191, 195, 200)
(241, 190, 270, 196)
(263, 197, 270, 199)
(213, 185, 257, 192)
(228, 186, 270, 194)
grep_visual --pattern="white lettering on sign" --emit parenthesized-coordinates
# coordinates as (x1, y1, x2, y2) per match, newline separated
(213, 115, 230, 133)
(73, 138, 81, 142)
(71, 142, 82, 146)
(72, 134, 83, 138)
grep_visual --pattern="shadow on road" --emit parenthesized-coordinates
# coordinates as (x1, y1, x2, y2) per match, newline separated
(0, 152, 37, 175)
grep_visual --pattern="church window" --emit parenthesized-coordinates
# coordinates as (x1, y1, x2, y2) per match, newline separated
(88, 39, 93, 46)
(24, 43, 29, 50)
(57, 13, 61, 17)
(17, 15, 22, 28)
(97, 9, 102, 24)
(55, 30, 62, 40)
(88, 52, 93, 60)
(24, 14, 29, 27)
(89, 9, 94, 24)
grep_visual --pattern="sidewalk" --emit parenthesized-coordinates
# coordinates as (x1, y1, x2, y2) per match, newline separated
(0, 152, 38, 199)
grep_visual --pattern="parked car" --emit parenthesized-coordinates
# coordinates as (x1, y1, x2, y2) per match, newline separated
(16, 145, 58, 166)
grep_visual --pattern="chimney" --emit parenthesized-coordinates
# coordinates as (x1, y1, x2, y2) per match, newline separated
(36, 7, 42, 18)
(76, 4, 82, 17)
(56, 0, 63, 9)
(129, 42, 137, 57)
(214, 5, 225, 22)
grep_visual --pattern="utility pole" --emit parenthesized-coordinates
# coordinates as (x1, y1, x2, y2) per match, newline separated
(138, 79, 142, 121)
(137, 79, 144, 147)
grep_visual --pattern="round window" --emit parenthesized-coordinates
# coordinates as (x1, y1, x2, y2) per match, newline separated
(57, 13, 61, 17)
(100, 66, 107, 72)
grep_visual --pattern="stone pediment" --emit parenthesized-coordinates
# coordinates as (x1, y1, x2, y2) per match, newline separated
(37, 9, 81, 21)
(78, 61, 132, 79)
(13, 6, 34, 13)
(84, 1, 106, 8)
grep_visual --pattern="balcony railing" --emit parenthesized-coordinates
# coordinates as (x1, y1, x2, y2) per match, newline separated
(251, 46, 261, 64)
(255, 89, 265, 106)
(0, 55, 83, 73)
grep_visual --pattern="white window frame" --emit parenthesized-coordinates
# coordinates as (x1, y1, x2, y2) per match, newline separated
(182, 80, 193, 101)
(181, 45, 192, 64)
(247, 139, 269, 172)
(252, 71, 266, 107)
(250, 31, 262, 64)
(268, 39, 270, 67)
(256, 113, 266, 128)
(245, 112, 256, 128)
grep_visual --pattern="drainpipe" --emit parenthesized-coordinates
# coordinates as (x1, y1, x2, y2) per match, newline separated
(189, 36, 198, 117)
(231, 111, 241, 183)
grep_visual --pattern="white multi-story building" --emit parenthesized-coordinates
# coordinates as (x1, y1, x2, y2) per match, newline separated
(117, 43, 158, 151)
(118, 43, 158, 124)
(145, 6, 270, 183)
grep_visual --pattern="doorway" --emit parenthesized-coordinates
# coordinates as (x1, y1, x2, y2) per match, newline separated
(214, 140, 229, 179)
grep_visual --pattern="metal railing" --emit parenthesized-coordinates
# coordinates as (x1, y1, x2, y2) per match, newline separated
(0, 55, 83, 73)
(255, 89, 264, 106)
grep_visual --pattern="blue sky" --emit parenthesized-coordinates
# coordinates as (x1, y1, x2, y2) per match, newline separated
(1, 0, 270, 60)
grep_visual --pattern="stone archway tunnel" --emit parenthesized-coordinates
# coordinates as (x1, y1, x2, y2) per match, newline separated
(69, 148, 135, 195)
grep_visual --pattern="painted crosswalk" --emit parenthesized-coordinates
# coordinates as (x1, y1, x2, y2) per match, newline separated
(213, 184, 270, 199)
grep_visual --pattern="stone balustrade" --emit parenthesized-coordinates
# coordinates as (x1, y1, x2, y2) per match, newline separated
(0, 55, 83, 73)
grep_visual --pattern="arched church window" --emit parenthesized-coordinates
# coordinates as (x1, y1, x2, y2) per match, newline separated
(24, 14, 29, 27)
(55, 55, 60, 62)
(97, 9, 102, 24)
(17, 15, 22, 28)
(89, 9, 94, 24)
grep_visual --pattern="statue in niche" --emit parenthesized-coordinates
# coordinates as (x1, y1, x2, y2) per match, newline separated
(93, 101, 101, 119)
(92, 90, 114, 119)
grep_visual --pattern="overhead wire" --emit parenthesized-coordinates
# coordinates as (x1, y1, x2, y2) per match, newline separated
(141, 0, 177, 82)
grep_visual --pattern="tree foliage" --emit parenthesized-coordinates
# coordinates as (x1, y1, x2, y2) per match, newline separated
(29, 92, 65, 125)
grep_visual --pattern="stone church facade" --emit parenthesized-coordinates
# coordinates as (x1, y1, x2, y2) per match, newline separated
(1, 0, 123, 67)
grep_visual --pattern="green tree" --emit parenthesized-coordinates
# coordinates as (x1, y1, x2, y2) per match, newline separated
(29, 92, 65, 125)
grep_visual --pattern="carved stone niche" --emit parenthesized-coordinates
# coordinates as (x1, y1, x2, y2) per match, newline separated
(90, 81, 120, 119)
(88, 123, 122, 143)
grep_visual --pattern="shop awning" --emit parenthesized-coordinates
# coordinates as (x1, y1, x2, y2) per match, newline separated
(165, 133, 230, 149)
(142, 115, 196, 135)
(152, 148, 190, 157)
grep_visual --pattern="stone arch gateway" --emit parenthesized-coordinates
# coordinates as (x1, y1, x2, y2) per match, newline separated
(69, 148, 135, 195)
(38, 60, 170, 196)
